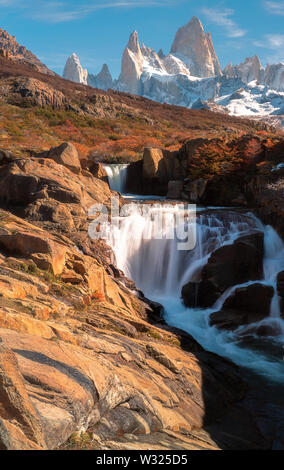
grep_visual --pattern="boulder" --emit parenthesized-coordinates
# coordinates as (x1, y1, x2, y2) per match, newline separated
(89, 162, 108, 181)
(201, 232, 264, 295)
(210, 283, 274, 331)
(142, 148, 168, 195)
(182, 232, 264, 308)
(181, 280, 220, 308)
(36, 142, 81, 174)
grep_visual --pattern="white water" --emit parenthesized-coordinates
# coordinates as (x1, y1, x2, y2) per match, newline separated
(103, 164, 129, 193)
(107, 204, 284, 382)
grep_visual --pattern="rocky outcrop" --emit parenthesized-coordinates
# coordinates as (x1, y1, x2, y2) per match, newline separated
(12, 77, 68, 109)
(0, 148, 112, 236)
(210, 283, 274, 331)
(182, 232, 264, 308)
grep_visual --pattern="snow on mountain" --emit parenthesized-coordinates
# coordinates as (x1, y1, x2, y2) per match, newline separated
(62, 17, 284, 121)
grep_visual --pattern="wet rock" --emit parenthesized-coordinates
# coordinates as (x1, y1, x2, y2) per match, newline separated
(182, 232, 264, 308)
(181, 280, 219, 308)
(202, 232, 264, 294)
(210, 283, 274, 331)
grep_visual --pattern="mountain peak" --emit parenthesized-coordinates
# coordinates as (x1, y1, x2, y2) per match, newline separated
(170, 16, 222, 78)
(127, 30, 140, 54)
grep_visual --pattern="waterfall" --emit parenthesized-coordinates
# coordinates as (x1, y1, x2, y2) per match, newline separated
(107, 203, 284, 381)
(103, 164, 129, 193)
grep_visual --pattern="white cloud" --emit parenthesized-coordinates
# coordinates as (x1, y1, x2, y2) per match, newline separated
(28, 0, 177, 23)
(201, 7, 247, 38)
(264, 1, 284, 15)
(254, 34, 284, 49)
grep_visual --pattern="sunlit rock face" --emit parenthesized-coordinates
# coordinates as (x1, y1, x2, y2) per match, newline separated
(63, 53, 88, 85)
(170, 16, 222, 78)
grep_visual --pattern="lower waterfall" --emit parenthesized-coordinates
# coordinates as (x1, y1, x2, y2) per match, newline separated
(103, 164, 129, 193)
(107, 203, 284, 382)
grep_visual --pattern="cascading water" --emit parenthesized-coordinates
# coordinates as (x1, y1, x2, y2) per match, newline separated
(103, 164, 129, 193)
(107, 203, 284, 382)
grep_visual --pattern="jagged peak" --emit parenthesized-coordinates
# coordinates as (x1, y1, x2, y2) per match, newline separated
(101, 63, 111, 73)
(127, 30, 140, 54)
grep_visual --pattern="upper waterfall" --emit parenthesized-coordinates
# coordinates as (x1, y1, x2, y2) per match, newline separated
(103, 164, 129, 193)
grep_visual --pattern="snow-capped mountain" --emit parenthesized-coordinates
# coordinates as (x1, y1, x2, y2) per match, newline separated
(63, 17, 284, 120)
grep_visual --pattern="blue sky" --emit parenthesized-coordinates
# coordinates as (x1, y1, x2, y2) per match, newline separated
(0, 0, 283, 78)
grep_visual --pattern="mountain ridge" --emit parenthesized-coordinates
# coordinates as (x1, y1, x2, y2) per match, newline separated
(63, 17, 284, 123)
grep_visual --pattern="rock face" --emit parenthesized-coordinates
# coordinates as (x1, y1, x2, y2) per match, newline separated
(182, 232, 264, 308)
(0, 29, 55, 75)
(210, 283, 274, 331)
(170, 17, 222, 78)
(63, 53, 88, 85)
